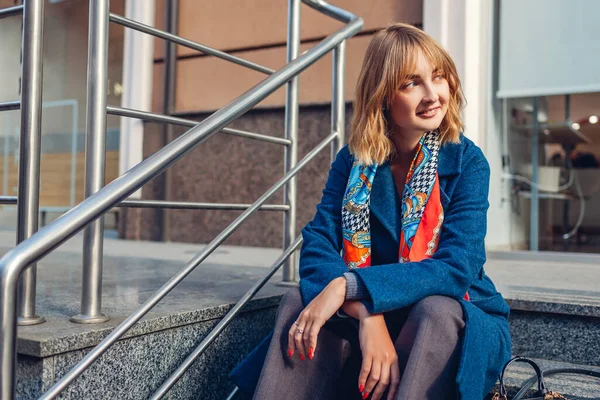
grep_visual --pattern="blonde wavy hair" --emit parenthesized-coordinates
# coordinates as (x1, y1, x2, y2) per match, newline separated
(349, 23, 465, 165)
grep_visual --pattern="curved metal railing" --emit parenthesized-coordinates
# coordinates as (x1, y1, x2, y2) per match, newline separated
(0, 0, 362, 398)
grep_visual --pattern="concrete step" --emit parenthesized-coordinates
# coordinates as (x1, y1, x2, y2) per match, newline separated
(486, 251, 600, 369)
(4, 237, 600, 399)
(7, 240, 288, 399)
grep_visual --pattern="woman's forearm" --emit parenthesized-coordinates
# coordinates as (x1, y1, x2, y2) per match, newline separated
(341, 300, 374, 320)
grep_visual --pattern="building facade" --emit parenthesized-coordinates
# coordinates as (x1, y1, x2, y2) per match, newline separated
(2, 0, 600, 255)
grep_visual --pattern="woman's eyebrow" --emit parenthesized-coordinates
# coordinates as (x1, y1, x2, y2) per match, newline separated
(405, 69, 441, 80)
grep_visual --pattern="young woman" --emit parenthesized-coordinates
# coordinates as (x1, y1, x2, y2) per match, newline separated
(235, 22, 511, 400)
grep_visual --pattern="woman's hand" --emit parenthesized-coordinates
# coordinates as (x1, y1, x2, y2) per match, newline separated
(358, 315, 400, 400)
(288, 276, 346, 361)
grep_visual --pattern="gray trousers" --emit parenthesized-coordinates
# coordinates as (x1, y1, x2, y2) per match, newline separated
(253, 288, 465, 400)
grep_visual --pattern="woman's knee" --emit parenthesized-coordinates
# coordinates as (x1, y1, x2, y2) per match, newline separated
(274, 287, 304, 324)
(279, 287, 304, 309)
(411, 295, 465, 329)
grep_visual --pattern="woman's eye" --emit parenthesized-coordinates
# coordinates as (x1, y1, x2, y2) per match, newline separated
(404, 81, 416, 88)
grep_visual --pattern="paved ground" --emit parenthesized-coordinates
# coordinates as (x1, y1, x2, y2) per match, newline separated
(0, 229, 288, 322)
(486, 250, 600, 308)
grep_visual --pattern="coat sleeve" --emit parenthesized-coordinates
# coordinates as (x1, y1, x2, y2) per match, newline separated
(298, 146, 352, 304)
(351, 148, 490, 314)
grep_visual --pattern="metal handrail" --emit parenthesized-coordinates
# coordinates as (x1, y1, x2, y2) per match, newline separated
(118, 199, 289, 211)
(108, 13, 274, 75)
(0, 5, 23, 19)
(0, 197, 17, 205)
(225, 387, 240, 400)
(0, 1, 362, 397)
(150, 236, 304, 399)
(40, 132, 337, 400)
(106, 106, 291, 146)
(0, 101, 20, 112)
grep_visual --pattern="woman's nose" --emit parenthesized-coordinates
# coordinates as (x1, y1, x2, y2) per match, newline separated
(423, 83, 439, 103)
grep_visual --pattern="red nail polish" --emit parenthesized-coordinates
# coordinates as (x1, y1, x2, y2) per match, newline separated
(308, 348, 314, 359)
(362, 392, 369, 399)
(359, 384, 364, 392)
(299, 354, 305, 361)
(288, 349, 293, 358)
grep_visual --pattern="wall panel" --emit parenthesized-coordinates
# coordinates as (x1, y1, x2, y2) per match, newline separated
(153, 0, 422, 59)
(154, 35, 371, 113)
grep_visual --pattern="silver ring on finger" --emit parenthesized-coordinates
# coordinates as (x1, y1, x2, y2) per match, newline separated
(297, 327, 304, 334)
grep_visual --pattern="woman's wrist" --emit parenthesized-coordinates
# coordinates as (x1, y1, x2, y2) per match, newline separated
(341, 300, 372, 321)
(360, 312, 386, 326)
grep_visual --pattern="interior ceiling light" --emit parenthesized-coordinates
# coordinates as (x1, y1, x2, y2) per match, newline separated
(572, 122, 581, 130)
(589, 115, 599, 124)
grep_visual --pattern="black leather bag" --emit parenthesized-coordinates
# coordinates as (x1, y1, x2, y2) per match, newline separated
(492, 356, 600, 400)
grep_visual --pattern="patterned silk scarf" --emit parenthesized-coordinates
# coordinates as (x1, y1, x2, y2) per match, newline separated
(341, 130, 469, 300)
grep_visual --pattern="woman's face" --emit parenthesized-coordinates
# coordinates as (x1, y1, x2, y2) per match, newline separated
(388, 51, 450, 139)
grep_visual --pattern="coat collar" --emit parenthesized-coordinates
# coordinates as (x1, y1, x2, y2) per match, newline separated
(437, 140, 463, 177)
(369, 140, 464, 241)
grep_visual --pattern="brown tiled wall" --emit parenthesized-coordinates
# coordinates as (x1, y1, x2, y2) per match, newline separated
(120, 104, 353, 247)
(152, 0, 423, 113)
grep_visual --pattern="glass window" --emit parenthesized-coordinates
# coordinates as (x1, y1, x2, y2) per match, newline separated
(0, 0, 124, 229)
(503, 94, 600, 253)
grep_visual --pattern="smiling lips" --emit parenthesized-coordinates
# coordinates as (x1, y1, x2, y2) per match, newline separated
(417, 106, 440, 118)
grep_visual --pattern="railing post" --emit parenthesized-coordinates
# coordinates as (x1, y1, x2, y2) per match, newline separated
(529, 96, 539, 251)
(281, 0, 301, 284)
(71, 0, 111, 324)
(16, 0, 46, 326)
(162, 0, 178, 242)
(331, 41, 346, 159)
(0, 264, 19, 400)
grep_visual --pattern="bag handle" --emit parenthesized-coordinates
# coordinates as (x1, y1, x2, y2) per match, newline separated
(513, 367, 600, 400)
(499, 356, 548, 398)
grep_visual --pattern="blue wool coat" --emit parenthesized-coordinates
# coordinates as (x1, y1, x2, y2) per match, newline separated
(231, 135, 511, 400)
